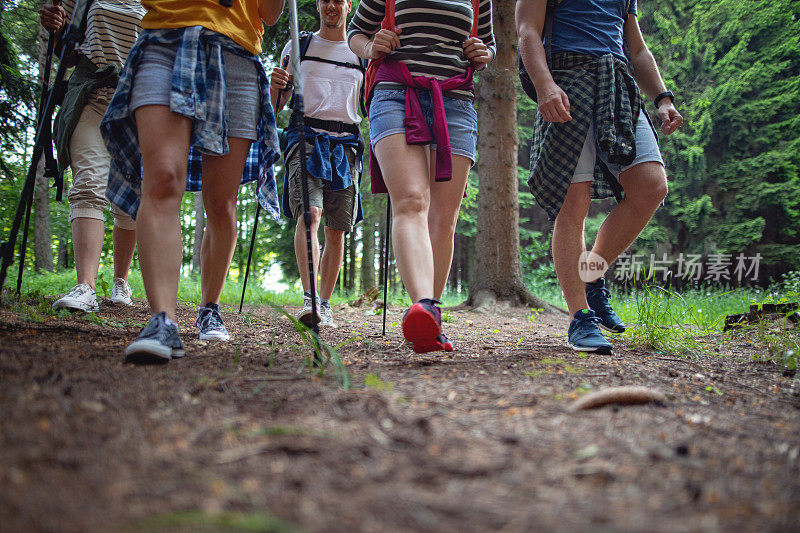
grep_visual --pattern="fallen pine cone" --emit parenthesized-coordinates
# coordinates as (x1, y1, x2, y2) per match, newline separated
(567, 386, 668, 412)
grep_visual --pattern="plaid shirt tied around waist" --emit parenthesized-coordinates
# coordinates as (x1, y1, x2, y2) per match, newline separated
(528, 52, 655, 220)
(100, 26, 281, 220)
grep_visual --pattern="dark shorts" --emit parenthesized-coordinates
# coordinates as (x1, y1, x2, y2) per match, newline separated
(286, 142, 359, 232)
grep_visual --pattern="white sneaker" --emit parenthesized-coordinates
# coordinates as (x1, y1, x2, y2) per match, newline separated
(319, 302, 337, 328)
(296, 295, 320, 329)
(110, 277, 133, 306)
(53, 283, 99, 312)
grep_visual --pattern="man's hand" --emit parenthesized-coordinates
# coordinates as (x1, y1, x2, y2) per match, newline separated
(462, 37, 492, 70)
(365, 27, 402, 59)
(657, 101, 683, 135)
(39, 3, 66, 32)
(536, 80, 572, 123)
(270, 66, 292, 92)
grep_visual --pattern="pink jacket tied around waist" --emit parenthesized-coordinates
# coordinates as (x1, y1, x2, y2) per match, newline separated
(369, 60, 474, 194)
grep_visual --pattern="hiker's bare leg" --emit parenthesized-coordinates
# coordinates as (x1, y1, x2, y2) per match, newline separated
(319, 227, 345, 300)
(295, 206, 322, 293)
(553, 181, 592, 316)
(112, 224, 136, 281)
(428, 151, 471, 300)
(590, 162, 667, 272)
(199, 137, 252, 306)
(134, 105, 191, 321)
(71, 217, 105, 289)
(374, 133, 433, 303)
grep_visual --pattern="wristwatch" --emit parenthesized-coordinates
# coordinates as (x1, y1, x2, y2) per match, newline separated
(654, 90, 674, 108)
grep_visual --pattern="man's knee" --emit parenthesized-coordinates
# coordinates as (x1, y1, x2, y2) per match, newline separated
(624, 163, 668, 208)
(297, 206, 323, 229)
(324, 227, 345, 247)
(204, 195, 237, 225)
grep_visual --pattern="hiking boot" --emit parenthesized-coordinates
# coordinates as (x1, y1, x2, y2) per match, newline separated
(319, 301, 337, 328)
(296, 293, 320, 329)
(110, 277, 133, 306)
(403, 298, 444, 354)
(125, 312, 185, 363)
(196, 302, 230, 341)
(439, 332, 454, 352)
(586, 277, 625, 333)
(52, 283, 99, 312)
(568, 309, 613, 355)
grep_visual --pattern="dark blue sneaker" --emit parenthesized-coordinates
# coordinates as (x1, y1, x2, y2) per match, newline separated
(586, 277, 626, 333)
(125, 312, 185, 363)
(568, 309, 613, 355)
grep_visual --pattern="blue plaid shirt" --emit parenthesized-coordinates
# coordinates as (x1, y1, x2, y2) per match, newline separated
(101, 26, 281, 219)
(280, 126, 364, 224)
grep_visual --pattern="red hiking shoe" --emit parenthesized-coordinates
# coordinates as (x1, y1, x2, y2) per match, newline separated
(438, 332, 454, 352)
(402, 299, 444, 354)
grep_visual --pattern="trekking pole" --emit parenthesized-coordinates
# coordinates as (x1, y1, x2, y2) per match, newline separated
(287, 0, 321, 360)
(239, 56, 290, 314)
(238, 201, 261, 314)
(0, 0, 90, 296)
(381, 197, 391, 336)
(17, 19, 60, 297)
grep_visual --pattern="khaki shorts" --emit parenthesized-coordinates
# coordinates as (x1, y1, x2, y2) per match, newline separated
(286, 142, 359, 232)
(68, 100, 135, 230)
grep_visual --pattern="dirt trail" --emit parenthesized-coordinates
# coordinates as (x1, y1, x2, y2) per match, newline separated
(1, 297, 798, 531)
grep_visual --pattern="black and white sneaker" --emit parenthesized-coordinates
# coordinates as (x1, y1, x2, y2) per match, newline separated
(196, 302, 230, 341)
(124, 312, 185, 364)
(296, 293, 320, 329)
(319, 301, 337, 328)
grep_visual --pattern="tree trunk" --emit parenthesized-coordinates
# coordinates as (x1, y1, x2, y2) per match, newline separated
(360, 215, 376, 292)
(191, 191, 204, 275)
(34, 12, 53, 272)
(467, 0, 558, 313)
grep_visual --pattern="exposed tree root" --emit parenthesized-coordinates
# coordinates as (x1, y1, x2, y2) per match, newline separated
(468, 287, 566, 316)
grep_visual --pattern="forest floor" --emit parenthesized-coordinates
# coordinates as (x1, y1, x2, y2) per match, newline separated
(1, 294, 799, 532)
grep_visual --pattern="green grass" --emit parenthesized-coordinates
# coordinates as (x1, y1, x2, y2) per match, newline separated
(124, 510, 299, 532)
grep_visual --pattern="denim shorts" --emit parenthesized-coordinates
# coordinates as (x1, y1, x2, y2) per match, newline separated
(369, 86, 478, 162)
(571, 109, 664, 183)
(129, 41, 260, 141)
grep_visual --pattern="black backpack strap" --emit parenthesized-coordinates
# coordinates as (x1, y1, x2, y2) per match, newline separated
(302, 55, 365, 71)
(290, 32, 368, 120)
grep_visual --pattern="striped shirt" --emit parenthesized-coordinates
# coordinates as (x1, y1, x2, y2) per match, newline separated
(347, 0, 495, 99)
(62, 0, 144, 103)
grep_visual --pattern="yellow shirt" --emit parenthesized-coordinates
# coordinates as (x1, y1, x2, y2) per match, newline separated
(141, 0, 263, 55)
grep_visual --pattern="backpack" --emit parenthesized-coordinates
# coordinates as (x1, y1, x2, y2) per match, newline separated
(363, 0, 482, 110)
(518, 0, 631, 102)
(288, 31, 369, 117)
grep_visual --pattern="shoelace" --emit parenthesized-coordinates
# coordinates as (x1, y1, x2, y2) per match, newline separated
(588, 287, 614, 311)
(201, 308, 226, 331)
(68, 285, 90, 297)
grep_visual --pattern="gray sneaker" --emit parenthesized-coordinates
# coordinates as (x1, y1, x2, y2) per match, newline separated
(196, 302, 230, 341)
(296, 295, 320, 329)
(53, 283, 99, 312)
(110, 277, 133, 306)
(319, 301, 337, 328)
(125, 312, 185, 363)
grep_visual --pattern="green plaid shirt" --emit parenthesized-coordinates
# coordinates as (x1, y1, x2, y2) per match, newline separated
(528, 52, 654, 220)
